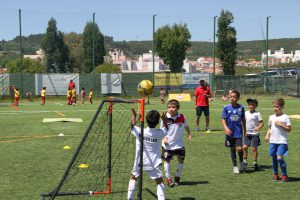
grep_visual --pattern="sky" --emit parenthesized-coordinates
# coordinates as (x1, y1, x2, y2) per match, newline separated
(1, 0, 300, 42)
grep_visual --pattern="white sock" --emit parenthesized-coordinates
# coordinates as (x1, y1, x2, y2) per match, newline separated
(157, 183, 165, 200)
(175, 163, 184, 177)
(127, 179, 136, 200)
(164, 162, 171, 178)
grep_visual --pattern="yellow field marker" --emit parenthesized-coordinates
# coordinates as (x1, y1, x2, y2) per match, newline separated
(0, 134, 80, 143)
(0, 135, 55, 143)
(79, 163, 89, 169)
(54, 111, 66, 117)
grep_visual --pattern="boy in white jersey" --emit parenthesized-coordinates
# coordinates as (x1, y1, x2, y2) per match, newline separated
(265, 98, 291, 182)
(127, 109, 168, 200)
(242, 99, 264, 171)
(161, 99, 192, 187)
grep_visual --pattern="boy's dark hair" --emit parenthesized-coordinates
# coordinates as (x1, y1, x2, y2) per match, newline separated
(246, 98, 258, 106)
(146, 110, 160, 128)
(167, 99, 180, 108)
(273, 98, 285, 107)
(231, 90, 240, 99)
(42, 87, 46, 89)
(82, 87, 85, 90)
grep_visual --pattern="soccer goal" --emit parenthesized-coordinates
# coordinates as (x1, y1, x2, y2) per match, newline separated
(41, 98, 145, 199)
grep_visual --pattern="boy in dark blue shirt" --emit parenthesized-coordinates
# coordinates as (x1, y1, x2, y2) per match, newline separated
(221, 90, 246, 173)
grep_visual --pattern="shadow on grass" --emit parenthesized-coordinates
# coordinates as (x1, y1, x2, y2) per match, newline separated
(288, 177, 300, 182)
(144, 188, 157, 199)
(144, 188, 188, 200)
(144, 181, 209, 199)
(243, 164, 272, 173)
(178, 180, 209, 186)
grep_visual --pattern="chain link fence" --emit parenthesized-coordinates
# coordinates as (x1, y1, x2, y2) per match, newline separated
(1, 73, 300, 100)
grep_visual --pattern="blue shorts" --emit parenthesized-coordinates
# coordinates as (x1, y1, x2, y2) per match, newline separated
(196, 106, 209, 117)
(225, 137, 242, 148)
(244, 134, 261, 147)
(269, 143, 288, 156)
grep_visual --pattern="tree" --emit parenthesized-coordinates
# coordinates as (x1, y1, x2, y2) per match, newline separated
(154, 23, 191, 72)
(217, 10, 237, 75)
(82, 22, 105, 73)
(95, 63, 121, 73)
(6, 58, 45, 73)
(41, 18, 70, 73)
(64, 32, 84, 72)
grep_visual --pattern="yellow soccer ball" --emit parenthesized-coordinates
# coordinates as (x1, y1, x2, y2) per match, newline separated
(137, 80, 154, 96)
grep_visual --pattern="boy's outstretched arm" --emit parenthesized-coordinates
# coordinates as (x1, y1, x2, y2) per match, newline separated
(160, 112, 168, 129)
(131, 108, 137, 129)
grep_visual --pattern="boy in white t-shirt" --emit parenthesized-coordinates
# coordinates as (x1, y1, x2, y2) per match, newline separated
(161, 99, 192, 187)
(242, 99, 264, 171)
(265, 98, 291, 182)
(127, 109, 168, 200)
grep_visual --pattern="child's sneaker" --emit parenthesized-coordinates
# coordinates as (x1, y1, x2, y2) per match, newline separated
(195, 127, 200, 132)
(272, 174, 280, 181)
(166, 177, 174, 187)
(233, 166, 240, 174)
(281, 175, 289, 182)
(174, 176, 180, 186)
(205, 128, 211, 133)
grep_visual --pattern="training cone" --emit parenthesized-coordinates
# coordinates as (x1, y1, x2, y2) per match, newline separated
(79, 163, 89, 169)
(58, 133, 65, 137)
(63, 145, 71, 150)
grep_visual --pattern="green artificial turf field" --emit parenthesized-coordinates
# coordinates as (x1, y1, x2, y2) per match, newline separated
(0, 96, 299, 200)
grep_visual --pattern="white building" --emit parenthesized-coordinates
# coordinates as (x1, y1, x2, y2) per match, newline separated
(109, 49, 168, 72)
(261, 48, 295, 65)
(292, 50, 300, 62)
(183, 59, 197, 72)
(24, 49, 44, 62)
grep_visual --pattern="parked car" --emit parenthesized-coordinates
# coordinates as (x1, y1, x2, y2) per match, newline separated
(282, 69, 297, 76)
(244, 74, 262, 86)
(261, 70, 281, 76)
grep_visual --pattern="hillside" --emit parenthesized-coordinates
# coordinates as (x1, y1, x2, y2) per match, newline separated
(1, 34, 300, 61)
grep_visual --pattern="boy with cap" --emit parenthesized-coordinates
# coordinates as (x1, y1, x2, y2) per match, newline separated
(242, 98, 264, 171)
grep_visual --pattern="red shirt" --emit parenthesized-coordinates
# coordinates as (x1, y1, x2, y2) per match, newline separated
(69, 82, 75, 90)
(194, 85, 211, 106)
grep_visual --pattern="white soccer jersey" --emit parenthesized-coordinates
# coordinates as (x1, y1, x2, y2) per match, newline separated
(245, 110, 263, 135)
(268, 114, 291, 144)
(161, 113, 188, 150)
(131, 126, 167, 170)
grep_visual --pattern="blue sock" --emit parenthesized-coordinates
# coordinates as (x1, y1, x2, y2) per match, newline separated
(278, 158, 287, 176)
(230, 150, 237, 166)
(272, 156, 278, 175)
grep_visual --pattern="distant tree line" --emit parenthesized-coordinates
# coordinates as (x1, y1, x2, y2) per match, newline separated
(2, 10, 300, 74)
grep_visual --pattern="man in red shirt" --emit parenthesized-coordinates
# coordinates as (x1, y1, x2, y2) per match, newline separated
(194, 79, 212, 132)
(69, 80, 76, 90)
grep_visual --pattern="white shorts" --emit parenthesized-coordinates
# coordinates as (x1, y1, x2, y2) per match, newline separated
(132, 166, 163, 180)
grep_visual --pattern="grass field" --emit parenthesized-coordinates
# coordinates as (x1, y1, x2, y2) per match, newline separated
(0, 96, 300, 200)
